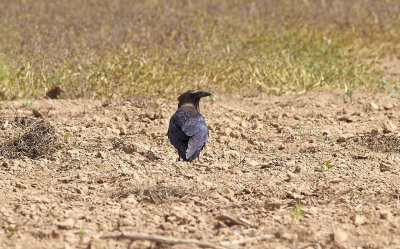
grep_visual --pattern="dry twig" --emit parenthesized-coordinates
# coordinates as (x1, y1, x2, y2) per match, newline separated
(219, 234, 275, 247)
(101, 233, 220, 248)
(217, 214, 255, 227)
(101, 233, 276, 248)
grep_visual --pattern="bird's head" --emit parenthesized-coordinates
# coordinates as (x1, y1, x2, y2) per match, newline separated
(177, 90, 212, 111)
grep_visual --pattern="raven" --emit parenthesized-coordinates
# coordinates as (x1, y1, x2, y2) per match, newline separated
(168, 90, 212, 162)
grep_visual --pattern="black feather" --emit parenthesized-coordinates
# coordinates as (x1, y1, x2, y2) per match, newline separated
(168, 90, 211, 162)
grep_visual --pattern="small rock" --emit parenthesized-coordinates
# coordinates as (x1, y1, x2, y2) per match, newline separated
(379, 209, 392, 220)
(224, 127, 232, 136)
(123, 144, 135, 154)
(2, 120, 8, 129)
(286, 172, 298, 181)
(106, 126, 119, 135)
(145, 151, 159, 160)
(32, 109, 44, 119)
(293, 114, 301, 120)
(96, 151, 106, 159)
(230, 130, 241, 139)
(118, 125, 127, 135)
(337, 116, 352, 122)
(294, 166, 301, 173)
(250, 113, 261, 120)
(383, 121, 397, 133)
(16, 183, 27, 189)
(240, 120, 249, 129)
(379, 162, 390, 172)
(370, 129, 379, 136)
(228, 150, 240, 159)
(270, 122, 279, 128)
(74, 187, 83, 194)
(56, 218, 75, 230)
(246, 160, 259, 167)
(333, 228, 348, 247)
(384, 103, 394, 110)
(370, 101, 379, 111)
(123, 143, 145, 154)
(265, 198, 282, 210)
(119, 218, 136, 227)
(336, 137, 346, 143)
(354, 215, 366, 225)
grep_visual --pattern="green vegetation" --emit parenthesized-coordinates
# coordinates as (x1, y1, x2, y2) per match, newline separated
(291, 205, 305, 218)
(315, 161, 335, 172)
(294, 124, 306, 133)
(0, 0, 399, 99)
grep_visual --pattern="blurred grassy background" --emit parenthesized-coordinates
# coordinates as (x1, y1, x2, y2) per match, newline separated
(0, 0, 400, 99)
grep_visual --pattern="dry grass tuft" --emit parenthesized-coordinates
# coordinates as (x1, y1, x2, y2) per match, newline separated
(0, 118, 60, 159)
(0, 0, 399, 99)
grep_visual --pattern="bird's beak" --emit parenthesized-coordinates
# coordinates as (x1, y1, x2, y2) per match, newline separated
(196, 91, 212, 98)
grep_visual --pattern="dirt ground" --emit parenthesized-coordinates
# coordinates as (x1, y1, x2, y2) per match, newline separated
(1, 90, 400, 249)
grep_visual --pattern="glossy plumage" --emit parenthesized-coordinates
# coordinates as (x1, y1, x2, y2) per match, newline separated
(168, 90, 212, 162)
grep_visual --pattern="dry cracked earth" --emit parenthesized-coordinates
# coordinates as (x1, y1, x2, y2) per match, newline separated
(0, 90, 400, 249)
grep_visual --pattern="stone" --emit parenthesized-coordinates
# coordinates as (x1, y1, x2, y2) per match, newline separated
(370, 101, 379, 111)
(354, 215, 366, 225)
(384, 103, 394, 110)
(383, 121, 397, 133)
(333, 228, 348, 248)
(379, 162, 390, 172)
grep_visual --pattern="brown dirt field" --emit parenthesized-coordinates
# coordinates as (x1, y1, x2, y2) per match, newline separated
(1, 90, 400, 249)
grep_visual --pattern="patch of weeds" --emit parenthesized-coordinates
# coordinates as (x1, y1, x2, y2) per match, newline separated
(78, 226, 88, 237)
(311, 127, 323, 134)
(291, 205, 305, 218)
(345, 89, 353, 98)
(63, 132, 70, 143)
(22, 98, 35, 107)
(315, 161, 335, 172)
(234, 185, 248, 195)
(321, 135, 337, 144)
(294, 124, 305, 133)
(8, 227, 17, 236)
(78, 226, 88, 244)
(348, 193, 359, 202)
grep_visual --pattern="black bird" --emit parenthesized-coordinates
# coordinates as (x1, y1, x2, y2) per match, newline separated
(168, 90, 212, 162)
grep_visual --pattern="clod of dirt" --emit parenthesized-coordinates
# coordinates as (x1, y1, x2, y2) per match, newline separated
(0, 118, 61, 159)
(32, 109, 44, 119)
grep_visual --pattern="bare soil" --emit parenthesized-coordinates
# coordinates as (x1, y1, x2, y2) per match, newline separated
(1, 90, 400, 249)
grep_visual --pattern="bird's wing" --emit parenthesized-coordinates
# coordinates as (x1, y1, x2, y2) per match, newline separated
(168, 112, 189, 151)
(181, 113, 209, 159)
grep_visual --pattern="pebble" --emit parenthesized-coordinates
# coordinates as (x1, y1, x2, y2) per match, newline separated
(333, 228, 349, 246)
(383, 121, 397, 133)
(370, 101, 379, 111)
(384, 103, 394, 110)
(354, 215, 366, 225)
(16, 182, 27, 189)
(379, 162, 390, 172)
